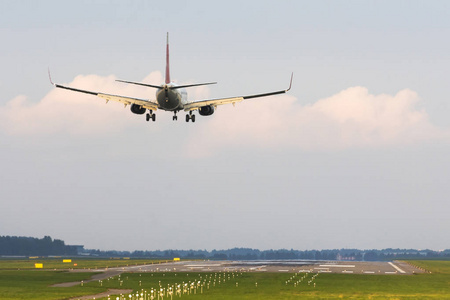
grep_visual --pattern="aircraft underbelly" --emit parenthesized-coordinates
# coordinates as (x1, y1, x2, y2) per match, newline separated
(156, 89, 182, 111)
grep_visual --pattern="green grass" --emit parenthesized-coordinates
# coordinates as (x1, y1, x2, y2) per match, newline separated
(0, 270, 104, 300)
(0, 258, 168, 270)
(85, 267, 450, 300)
(408, 260, 450, 274)
(0, 260, 449, 299)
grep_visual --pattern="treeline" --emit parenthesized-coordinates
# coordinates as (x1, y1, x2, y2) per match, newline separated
(87, 247, 450, 261)
(2, 236, 450, 261)
(0, 236, 78, 256)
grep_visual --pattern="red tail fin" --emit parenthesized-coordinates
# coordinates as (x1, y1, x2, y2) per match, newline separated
(165, 32, 171, 84)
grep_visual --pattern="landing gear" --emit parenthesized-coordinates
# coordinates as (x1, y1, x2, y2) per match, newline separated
(173, 111, 178, 121)
(146, 110, 156, 122)
(186, 111, 196, 123)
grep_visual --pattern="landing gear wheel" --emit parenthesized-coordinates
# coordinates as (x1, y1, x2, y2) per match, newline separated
(152, 114, 156, 122)
(186, 114, 190, 122)
(192, 115, 196, 122)
(146, 113, 150, 122)
(173, 115, 178, 121)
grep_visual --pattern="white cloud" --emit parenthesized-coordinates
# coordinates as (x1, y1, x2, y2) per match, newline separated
(0, 72, 164, 135)
(185, 86, 448, 157)
(1, 73, 447, 155)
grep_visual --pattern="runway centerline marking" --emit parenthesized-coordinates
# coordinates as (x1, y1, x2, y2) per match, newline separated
(184, 264, 221, 267)
(320, 264, 355, 268)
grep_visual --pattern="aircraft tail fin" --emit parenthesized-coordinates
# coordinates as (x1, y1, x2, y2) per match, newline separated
(165, 32, 171, 84)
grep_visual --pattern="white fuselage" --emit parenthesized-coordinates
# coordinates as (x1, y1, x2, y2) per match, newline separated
(156, 83, 188, 111)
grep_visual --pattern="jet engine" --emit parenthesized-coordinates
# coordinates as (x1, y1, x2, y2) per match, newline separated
(130, 104, 146, 115)
(198, 105, 215, 116)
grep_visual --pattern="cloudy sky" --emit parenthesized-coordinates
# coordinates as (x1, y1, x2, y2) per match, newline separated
(1, 0, 450, 251)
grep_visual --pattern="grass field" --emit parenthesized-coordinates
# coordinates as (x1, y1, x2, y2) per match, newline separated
(0, 260, 449, 299)
(0, 258, 168, 270)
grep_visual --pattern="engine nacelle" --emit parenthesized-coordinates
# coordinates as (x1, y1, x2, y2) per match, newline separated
(198, 105, 215, 116)
(130, 104, 146, 115)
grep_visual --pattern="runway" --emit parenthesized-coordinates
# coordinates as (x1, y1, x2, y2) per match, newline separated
(70, 260, 423, 277)
(54, 260, 424, 288)
(144, 260, 422, 275)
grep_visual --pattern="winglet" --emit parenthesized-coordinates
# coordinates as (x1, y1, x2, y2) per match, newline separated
(48, 68, 55, 86)
(286, 72, 293, 92)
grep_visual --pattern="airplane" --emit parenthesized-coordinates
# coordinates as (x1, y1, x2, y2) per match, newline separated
(49, 33, 293, 123)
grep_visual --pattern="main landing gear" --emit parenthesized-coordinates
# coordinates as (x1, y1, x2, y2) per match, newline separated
(146, 110, 156, 122)
(173, 111, 178, 121)
(186, 111, 196, 123)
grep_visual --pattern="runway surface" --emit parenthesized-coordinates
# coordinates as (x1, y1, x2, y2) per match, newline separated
(114, 260, 422, 275)
(60, 259, 423, 286)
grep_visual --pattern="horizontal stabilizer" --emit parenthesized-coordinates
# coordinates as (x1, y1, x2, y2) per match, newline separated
(171, 82, 217, 89)
(116, 79, 162, 89)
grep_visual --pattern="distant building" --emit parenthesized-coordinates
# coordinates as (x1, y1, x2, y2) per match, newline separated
(67, 245, 85, 255)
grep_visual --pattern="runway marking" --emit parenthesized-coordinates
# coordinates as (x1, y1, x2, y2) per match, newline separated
(364, 271, 375, 274)
(278, 270, 289, 272)
(342, 270, 353, 273)
(320, 264, 355, 268)
(249, 266, 267, 271)
(184, 264, 221, 267)
(318, 270, 332, 273)
(385, 271, 397, 274)
(388, 262, 406, 274)
(314, 268, 330, 270)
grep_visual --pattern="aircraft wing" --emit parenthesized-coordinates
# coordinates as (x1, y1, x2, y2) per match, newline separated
(183, 73, 293, 111)
(51, 80, 159, 111)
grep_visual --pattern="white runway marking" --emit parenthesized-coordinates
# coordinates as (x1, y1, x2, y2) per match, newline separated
(320, 264, 355, 268)
(184, 264, 221, 267)
(278, 270, 289, 272)
(388, 262, 405, 274)
(364, 271, 375, 274)
(385, 271, 397, 274)
(342, 270, 353, 273)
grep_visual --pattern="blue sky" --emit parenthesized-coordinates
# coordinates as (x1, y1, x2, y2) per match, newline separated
(1, 1, 450, 251)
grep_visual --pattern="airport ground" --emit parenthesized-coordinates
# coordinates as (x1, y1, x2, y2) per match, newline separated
(0, 259, 448, 299)
(60, 259, 424, 285)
